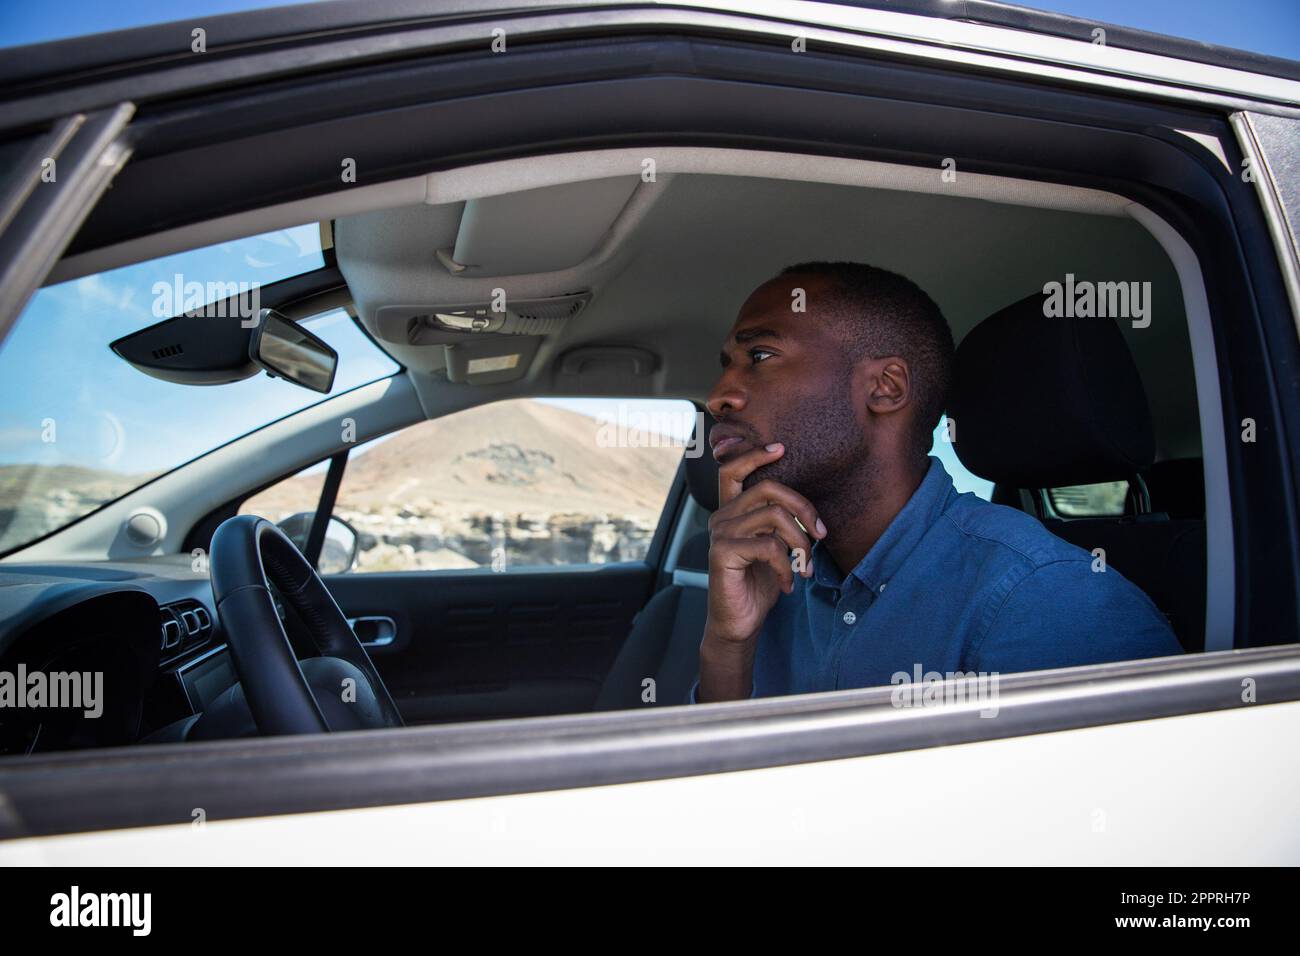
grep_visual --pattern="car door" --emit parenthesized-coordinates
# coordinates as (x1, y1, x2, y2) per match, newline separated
(236, 397, 697, 722)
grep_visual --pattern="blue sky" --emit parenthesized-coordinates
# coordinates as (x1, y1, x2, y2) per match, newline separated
(1, 0, 1297, 59)
(0, 227, 397, 475)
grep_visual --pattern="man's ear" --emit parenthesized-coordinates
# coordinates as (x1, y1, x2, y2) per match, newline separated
(863, 356, 912, 415)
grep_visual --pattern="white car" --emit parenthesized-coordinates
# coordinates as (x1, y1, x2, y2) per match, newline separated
(0, 0, 1297, 866)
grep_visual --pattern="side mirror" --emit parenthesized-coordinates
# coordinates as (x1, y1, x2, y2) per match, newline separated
(249, 308, 338, 394)
(274, 512, 360, 574)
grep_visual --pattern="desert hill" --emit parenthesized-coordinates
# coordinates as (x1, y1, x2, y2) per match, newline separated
(244, 400, 690, 570)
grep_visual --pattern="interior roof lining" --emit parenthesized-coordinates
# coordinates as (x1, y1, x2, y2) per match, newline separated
(48, 147, 1134, 286)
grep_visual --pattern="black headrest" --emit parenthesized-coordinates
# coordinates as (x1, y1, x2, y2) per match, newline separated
(948, 291, 1155, 489)
(1146, 457, 1205, 520)
(685, 415, 720, 511)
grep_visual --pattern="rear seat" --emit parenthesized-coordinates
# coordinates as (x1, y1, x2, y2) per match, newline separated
(1045, 513, 1206, 652)
(1044, 457, 1207, 651)
(949, 291, 1208, 654)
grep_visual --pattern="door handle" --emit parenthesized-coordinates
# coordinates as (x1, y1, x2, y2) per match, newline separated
(347, 615, 397, 649)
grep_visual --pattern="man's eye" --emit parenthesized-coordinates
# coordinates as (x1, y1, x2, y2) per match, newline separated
(749, 349, 775, 364)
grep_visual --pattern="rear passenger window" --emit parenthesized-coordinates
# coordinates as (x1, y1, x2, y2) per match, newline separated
(930, 416, 994, 499)
(1047, 480, 1130, 518)
(332, 397, 696, 572)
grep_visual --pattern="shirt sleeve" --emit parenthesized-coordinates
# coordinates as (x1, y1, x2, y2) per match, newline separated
(685, 677, 756, 704)
(968, 559, 1183, 673)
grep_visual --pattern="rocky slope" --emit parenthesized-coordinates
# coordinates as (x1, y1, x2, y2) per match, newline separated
(243, 400, 687, 571)
(0, 464, 152, 553)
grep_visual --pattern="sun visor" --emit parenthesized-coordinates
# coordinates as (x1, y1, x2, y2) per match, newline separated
(449, 177, 638, 275)
(444, 336, 543, 385)
(373, 291, 591, 344)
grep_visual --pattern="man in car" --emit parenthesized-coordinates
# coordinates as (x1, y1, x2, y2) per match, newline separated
(693, 261, 1182, 703)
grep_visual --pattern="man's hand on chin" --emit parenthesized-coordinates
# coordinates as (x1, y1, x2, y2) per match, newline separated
(697, 441, 827, 702)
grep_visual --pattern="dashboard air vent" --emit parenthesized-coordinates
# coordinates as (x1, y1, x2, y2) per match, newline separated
(160, 599, 213, 659)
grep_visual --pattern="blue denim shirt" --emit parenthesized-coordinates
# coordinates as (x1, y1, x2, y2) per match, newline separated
(689, 456, 1181, 702)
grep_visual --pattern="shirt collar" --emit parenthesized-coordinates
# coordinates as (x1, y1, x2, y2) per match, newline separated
(809, 456, 955, 593)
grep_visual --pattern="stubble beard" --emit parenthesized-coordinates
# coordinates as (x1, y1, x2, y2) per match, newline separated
(742, 377, 875, 525)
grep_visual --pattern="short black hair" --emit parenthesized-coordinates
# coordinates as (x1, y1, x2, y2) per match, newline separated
(779, 261, 954, 459)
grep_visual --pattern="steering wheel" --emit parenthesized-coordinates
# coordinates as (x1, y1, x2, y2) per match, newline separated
(209, 515, 404, 735)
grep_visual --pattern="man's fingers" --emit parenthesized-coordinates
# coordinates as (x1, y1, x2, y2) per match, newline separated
(712, 535, 796, 594)
(712, 505, 814, 577)
(717, 442, 785, 508)
(712, 478, 826, 546)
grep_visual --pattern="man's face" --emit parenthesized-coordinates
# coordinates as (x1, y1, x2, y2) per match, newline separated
(706, 274, 869, 499)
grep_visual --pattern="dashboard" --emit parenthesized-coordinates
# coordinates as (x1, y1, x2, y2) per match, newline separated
(0, 556, 236, 756)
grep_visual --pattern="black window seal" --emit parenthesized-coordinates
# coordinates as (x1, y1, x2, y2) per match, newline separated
(1, 0, 1297, 115)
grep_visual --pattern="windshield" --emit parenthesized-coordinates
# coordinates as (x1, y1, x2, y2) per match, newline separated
(0, 225, 399, 555)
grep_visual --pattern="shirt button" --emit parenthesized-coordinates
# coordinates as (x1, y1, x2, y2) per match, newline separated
(842, 611, 857, 626)
(879, 583, 887, 593)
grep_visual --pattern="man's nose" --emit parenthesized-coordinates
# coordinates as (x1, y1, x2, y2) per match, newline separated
(706, 373, 746, 419)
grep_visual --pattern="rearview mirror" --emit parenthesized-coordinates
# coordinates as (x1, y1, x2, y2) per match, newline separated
(249, 308, 337, 393)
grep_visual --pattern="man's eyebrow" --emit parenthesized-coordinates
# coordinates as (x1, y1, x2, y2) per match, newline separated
(733, 326, 784, 345)
(722, 325, 780, 366)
